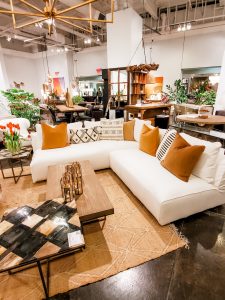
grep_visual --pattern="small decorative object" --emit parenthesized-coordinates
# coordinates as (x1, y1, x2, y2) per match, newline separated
(0, 122, 21, 155)
(60, 162, 83, 202)
(65, 88, 74, 108)
(60, 171, 73, 203)
(198, 105, 211, 119)
(71, 162, 83, 195)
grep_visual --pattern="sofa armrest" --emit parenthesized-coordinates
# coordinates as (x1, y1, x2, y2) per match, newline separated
(31, 132, 41, 152)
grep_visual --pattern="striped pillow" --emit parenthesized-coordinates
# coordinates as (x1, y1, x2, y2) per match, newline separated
(156, 129, 177, 161)
(100, 118, 124, 141)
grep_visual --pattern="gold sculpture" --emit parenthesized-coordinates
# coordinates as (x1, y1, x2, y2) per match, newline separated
(0, 0, 114, 36)
(65, 88, 74, 108)
(61, 162, 83, 202)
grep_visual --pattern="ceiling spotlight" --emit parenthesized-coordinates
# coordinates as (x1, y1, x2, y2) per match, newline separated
(6, 35, 12, 42)
(187, 23, 191, 30)
(177, 25, 182, 32)
(45, 18, 55, 26)
(96, 36, 100, 42)
(64, 47, 69, 52)
(181, 24, 186, 31)
(56, 48, 60, 53)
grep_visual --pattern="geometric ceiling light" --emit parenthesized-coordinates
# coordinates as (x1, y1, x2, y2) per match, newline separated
(0, 0, 114, 36)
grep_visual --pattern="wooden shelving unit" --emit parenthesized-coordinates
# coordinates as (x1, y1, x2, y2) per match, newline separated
(129, 72, 148, 104)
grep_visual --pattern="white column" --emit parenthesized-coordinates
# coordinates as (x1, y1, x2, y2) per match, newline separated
(215, 51, 225, 111)
(0, 45, 9, 90)
(107, 8, 144, 68)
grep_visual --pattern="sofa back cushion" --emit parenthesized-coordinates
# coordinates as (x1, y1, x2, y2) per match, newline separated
(70, 127, 101, 144)
(139, 125, 160, 156)
(123, 120, 135, 141)
(134, 118, 151, 142)
(156, 129, 177, 161)
(41, 123, 68, 150)
(180, 133, 221, 184)
(161, 133, 205, 182)
(214, 148, 225, 191)
(100, 118, 124, 141)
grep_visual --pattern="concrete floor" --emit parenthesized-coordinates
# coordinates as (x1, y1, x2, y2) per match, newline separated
(51, 206, 225, 300)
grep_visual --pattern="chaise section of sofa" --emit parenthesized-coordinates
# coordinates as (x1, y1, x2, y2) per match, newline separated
(110, 148, 225, 225)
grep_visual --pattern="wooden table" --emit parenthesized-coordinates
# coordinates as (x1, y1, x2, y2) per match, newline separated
(55, 104, 88, 122)
(176, 114, 225, 128)
(124, 103, 172, 121)
(46, 160, 114, 224)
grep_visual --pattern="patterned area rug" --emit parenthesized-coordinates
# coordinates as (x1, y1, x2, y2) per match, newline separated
(0, 167, 186, 299)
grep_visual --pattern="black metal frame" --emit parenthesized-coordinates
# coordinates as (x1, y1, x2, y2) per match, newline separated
(0, 157, 31, 184)
(0, 245, 85, 299)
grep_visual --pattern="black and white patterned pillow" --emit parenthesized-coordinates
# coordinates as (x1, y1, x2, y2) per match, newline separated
(70, 126, 101, 144)
(156, 129, 177, 161)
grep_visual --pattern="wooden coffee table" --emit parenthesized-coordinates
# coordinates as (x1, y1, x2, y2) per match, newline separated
(46, 160, 114, 224)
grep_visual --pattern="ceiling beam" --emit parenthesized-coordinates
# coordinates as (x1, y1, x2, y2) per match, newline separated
(144, 0, 158, 19)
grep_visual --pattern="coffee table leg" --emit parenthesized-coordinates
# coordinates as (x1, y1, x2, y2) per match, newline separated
(37, 260, 49, 299)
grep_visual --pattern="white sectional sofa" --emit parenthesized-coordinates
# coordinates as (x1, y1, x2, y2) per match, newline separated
(30, 121, 225, 225)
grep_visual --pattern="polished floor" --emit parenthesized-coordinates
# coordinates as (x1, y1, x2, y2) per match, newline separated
(51, 206, 225, 300)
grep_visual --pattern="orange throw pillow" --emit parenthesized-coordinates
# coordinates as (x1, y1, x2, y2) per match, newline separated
(42, 123, 68, 150)
(161, 133, 205, 182)
(139, 124, 160, 156)
(123, 120, 135, 141)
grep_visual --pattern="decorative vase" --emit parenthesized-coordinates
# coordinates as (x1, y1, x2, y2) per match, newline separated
(5, 139, 21, 155)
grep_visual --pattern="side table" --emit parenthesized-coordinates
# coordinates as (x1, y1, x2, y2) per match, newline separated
(0, 146, 32, 183)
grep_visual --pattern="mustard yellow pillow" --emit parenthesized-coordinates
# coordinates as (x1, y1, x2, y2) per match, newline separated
(42, 123, 68, 150)
(139, 124, 160, 156)
(161, 133, 205, 182)
(123, 120, 135, 141)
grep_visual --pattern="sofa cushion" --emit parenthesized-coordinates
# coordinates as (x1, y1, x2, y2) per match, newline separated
(156, 129, 177, 161)
(100, 118, 124, 141)
(161, 133, 205, 182)
(41, 123, 68, 150)
(180, 133, 221, 184)
(214, 148, 225, 191)
(70, 127, 101, 144)
(110, 148, 223, 225)
(139, 125, 159, 156)
(123, 120, 135, 141)
(134, 118, 151, 142)
(30, 140, 138, 182)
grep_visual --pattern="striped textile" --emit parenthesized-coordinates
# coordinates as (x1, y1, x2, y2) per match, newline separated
(100, 119, 124, 141)
(156, 129, 177, 161)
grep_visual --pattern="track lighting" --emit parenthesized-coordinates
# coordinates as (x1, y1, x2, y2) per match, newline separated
(177, 22, 192, 32)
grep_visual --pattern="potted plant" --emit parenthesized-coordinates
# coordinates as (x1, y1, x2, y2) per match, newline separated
(0, 122, 22, 155)
(72, 95, 84, 105)
(1, 88, 40, 126)
(166, 79, 188, 104)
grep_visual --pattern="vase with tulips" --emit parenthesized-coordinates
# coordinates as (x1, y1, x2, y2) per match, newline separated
(0, 122, 21, 155)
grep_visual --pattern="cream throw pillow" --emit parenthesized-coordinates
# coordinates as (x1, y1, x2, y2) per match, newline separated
(100, 118, 124, 140)
(180, 133, 221, 184)
(134, 118, 151, 142)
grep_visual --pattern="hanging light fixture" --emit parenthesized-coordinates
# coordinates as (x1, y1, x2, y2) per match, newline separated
(0, 0, 115, 36)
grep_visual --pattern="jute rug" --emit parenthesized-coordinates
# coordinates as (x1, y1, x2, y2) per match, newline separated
(0, 167, 186, 299)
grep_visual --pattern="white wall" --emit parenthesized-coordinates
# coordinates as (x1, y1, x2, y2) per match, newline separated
(75, 47, 107, 77)
(3, 54, 39, 95)
(107, 8, 143, 68)
(146, 31, 225, 87)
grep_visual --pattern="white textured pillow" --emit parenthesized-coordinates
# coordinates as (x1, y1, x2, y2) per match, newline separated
(214, 148, 225, 191)
(180, 133, 221, 184)
(156, 129, 177, 161)
(134, 118, 151, 142)
(100, 118, 124, 140)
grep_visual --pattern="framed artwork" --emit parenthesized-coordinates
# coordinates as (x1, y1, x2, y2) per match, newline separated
(146, 76, 164, 98)
(53, 77, 65, 96)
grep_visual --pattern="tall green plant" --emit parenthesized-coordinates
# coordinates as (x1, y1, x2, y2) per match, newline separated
(1, 88, 40, 126)
(166, 79, 188, 103)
